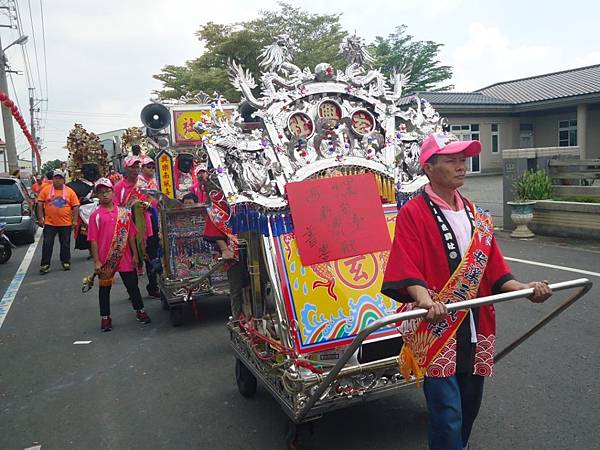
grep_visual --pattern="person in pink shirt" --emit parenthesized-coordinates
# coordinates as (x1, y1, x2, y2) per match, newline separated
(114, 156, 154, 276)
(88, 177, 151, 332)
(138, 156, 161, 297)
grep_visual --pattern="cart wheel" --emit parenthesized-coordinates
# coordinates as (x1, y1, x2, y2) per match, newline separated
(285, 421, 314, 450)
(160, 291, 170, 311)
(235, 358, 257, 398)
(170, 305, 184, 327)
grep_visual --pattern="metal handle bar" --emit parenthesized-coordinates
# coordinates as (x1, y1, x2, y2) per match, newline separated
(163, 259, 227, 290)
(296, 278, 592, 421)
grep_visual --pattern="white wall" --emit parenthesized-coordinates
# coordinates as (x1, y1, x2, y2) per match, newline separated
(445, 116, 512, 173)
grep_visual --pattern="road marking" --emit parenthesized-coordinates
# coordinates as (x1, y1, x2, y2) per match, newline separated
(0, 228, 43, 329)
(506, 257, 600, 278)
(73, 341, 92, 345)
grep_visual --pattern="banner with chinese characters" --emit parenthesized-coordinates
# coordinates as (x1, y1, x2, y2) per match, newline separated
(156, 149, 175, 199)
(273, 205, 400, 354)
(172, 106, 235, 145)
(286, 173, 390, 266)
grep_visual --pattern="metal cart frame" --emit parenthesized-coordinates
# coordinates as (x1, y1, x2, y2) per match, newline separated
(157, 205, 228, 326)
(230, 263, 591, 447)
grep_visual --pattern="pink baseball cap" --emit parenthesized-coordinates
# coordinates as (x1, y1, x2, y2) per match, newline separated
(94, 177, 113, 191)
(124, 155, 141, 167)
(141, 156, 154, 166)
(419, 132, 482, 168)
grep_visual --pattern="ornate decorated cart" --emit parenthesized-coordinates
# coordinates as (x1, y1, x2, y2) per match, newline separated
(194, 35, 592, 448)
(155, 202, 229, 326)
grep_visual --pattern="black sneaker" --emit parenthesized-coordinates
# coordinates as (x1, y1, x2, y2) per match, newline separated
(62, 262, 71, 271)
(39, 265, 50, 275)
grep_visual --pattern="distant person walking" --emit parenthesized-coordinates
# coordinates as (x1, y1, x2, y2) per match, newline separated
(36, 169, 80, 274)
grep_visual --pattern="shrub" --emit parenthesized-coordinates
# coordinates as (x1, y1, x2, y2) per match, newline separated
(513, 169, 553, 201)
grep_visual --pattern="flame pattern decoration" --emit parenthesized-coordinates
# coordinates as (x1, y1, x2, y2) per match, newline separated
(299, 293, 397, 346)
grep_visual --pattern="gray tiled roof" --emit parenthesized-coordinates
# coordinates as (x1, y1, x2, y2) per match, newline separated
(476, 64, 600, 104)
(399, 92, 510, 105)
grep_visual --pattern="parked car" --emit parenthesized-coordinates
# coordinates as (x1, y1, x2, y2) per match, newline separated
(0, 176, 37, 243)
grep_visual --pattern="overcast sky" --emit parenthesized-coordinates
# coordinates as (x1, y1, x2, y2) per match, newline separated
(2, 0, 599, 163)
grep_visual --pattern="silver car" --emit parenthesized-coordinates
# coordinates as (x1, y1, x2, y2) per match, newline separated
(0, 176, 37, 243)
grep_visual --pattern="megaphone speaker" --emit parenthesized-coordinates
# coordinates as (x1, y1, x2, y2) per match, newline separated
(140, 103, 171, 131)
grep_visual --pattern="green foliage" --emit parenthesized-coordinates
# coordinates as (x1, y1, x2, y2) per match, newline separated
(40, 159, 64, 177)
(153, 3, 452, 100)
(154, 3, 347, 101)
(371, 25, 453, 92)
(553, 195, 600, 203)
(513, 169, 554, 201)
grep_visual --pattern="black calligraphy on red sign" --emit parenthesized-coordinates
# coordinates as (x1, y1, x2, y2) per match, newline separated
(286, 173, 391, 266)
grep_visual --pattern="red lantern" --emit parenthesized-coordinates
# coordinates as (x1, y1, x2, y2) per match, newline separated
(11, 105, 18, 114)
(0, 92, 6, 101)
(3, 99, 14, 108)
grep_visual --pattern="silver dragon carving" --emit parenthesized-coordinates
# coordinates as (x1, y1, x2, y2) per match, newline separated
(202, 34, 446, 208)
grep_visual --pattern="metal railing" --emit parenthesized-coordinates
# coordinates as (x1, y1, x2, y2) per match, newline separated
(296, 278, 592, 421)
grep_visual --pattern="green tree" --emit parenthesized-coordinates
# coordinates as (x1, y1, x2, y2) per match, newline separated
(40, 159, 63, 177)
(154, 3, 347, 101)
(153, 4, 453, 100)
(372, 25, 453, 92)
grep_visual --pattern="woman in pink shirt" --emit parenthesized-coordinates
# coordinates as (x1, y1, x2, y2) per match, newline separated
(87, 177, 151, 332)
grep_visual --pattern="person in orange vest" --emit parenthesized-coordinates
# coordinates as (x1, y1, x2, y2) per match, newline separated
(31, 176, 44, 197)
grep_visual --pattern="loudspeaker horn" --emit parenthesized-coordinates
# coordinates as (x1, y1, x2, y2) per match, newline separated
(140, 103, 171, 131)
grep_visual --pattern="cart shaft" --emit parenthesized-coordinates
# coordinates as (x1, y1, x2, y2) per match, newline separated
(295, 278, 592, 421)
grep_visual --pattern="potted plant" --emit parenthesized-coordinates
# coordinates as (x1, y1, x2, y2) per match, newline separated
(507, 169, 553, 238)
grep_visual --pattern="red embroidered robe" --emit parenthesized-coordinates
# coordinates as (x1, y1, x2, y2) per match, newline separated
(381, 194, 514, 377)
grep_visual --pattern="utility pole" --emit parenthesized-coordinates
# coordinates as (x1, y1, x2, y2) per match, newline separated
(0, 33, 18, 174)
(29, 87, 36, 173)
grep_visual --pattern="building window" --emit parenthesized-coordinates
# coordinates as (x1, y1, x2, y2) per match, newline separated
(491, 123, 499, 153)
(450, 124, 480, 172)
(520, 123, 534, 148)
(558, 120, 577, 146)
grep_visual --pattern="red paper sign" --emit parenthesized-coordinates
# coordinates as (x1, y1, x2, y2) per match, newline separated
(286, 173, 391, 266)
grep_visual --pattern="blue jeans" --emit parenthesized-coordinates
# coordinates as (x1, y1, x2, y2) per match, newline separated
(423, 374, 484, 450)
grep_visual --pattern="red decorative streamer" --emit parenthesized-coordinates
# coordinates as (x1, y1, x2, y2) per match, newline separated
(0, 91, 42, 169)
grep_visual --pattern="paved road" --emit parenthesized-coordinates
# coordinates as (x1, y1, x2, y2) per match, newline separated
(0, 232, 598, 450)
(461, 174, 504, 228)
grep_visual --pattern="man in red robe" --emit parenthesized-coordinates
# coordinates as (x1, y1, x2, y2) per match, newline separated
(382, 132, 552, 450)
(202, 189, 248, 320)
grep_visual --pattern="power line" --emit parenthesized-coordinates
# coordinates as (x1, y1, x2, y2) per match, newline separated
(13, 0, 35, 91)
(39, 0, 47, 95)
(7, 72, 21, 111)
(26, 0, 43, 98)
(45, 109, 136, 118)
(39, 0, 48, 141)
